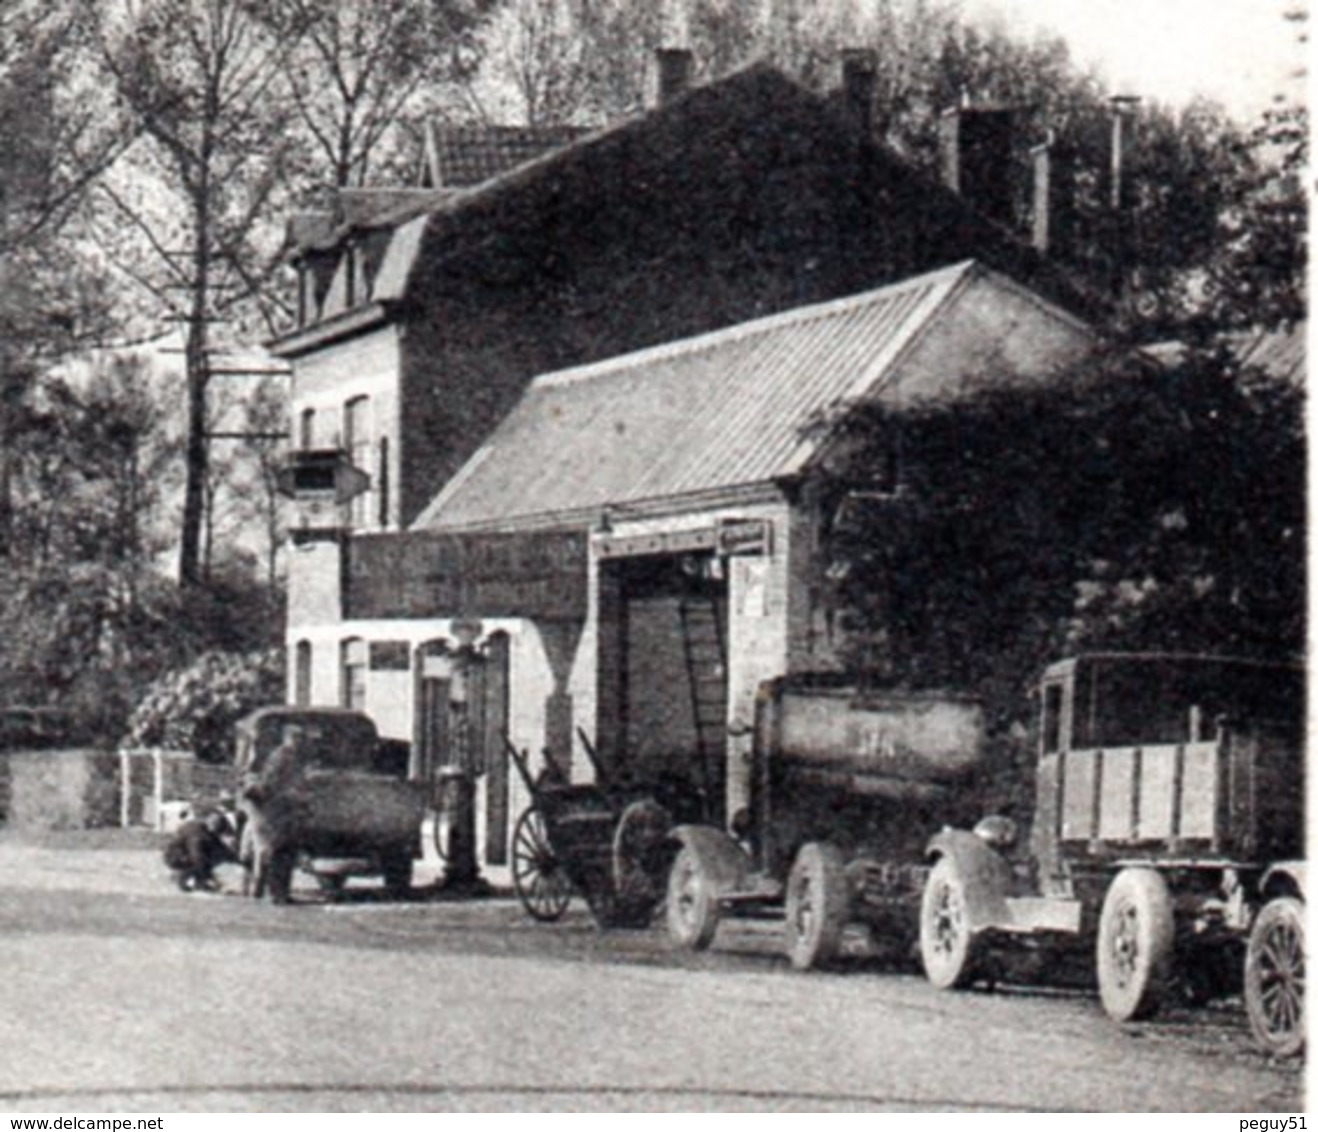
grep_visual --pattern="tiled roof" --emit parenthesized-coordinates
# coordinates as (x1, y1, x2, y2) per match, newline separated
(422, 123, 588, 188)
(417, 261, 1091, 533)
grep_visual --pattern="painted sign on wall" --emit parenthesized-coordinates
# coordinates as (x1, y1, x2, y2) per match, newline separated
(346, 530, 589, 621)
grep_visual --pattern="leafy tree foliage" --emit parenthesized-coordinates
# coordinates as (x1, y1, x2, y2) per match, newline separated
(814, 349, 1304, 729)
(125, 647, 284, 762)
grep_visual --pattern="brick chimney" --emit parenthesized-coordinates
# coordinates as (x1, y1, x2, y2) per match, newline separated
(939, 105, 1016, 228)
(840, 48, 877, 136)
(657, 48, 693, 105)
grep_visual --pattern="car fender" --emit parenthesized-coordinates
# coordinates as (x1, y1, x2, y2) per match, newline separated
(926, 826, 1014, 933)
(670, 824, 752, 899)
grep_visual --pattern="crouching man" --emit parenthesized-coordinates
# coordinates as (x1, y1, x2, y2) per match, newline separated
(164, 808, 238, 892)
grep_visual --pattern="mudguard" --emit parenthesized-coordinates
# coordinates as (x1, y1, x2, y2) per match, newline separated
(670, 824, 753, 900)
(1259, 860, 1307, 902)
(925, 826, 1015, 933)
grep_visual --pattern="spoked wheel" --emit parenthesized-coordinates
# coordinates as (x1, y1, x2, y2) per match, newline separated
(1244, 896, 1305, 1058)
(1096, 867, 1174, 1022)
(920, 855, 980, 989)
(511, 807, 572, 922)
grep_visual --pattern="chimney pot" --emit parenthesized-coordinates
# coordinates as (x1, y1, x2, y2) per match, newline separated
(657, 48, 693, 105)
(841, 48, 877, 136)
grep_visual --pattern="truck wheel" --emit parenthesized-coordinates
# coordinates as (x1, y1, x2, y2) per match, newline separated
(1097, 867, 1174, 1022)
(1244, 896, 1305, 1058)
(667, 845, 720, 950)
(266, 848, 296, 906)
(920, 855, 980, 989)
(382, 854, 413, 898)
(784, 842, 849, 970)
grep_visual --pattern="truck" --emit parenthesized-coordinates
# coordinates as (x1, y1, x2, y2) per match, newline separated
(665, 675, 990, 969)
(919, 652, 1305, 1057)
(234, 706, 428, 903)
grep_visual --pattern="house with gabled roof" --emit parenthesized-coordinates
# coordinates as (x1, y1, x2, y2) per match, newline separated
(267, 51, 1099, 873)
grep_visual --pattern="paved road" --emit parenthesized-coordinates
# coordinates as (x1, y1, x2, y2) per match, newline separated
(0, 841, 1303, 1112)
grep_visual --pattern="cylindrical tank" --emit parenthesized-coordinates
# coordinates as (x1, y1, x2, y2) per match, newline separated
(771, 684, 985, 788)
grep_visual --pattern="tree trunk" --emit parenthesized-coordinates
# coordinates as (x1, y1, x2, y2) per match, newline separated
(178, 313, 210, 587)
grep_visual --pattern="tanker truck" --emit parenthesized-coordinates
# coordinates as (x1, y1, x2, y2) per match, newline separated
(665, 674, 991, 969)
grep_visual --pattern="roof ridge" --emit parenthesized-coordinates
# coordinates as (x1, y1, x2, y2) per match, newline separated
(534, 260, 980, 392)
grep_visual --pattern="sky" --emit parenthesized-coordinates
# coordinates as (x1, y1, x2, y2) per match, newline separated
(958, 0, 1305, 122)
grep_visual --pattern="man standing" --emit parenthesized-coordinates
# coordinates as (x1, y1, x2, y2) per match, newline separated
(241, 723, 309, 903)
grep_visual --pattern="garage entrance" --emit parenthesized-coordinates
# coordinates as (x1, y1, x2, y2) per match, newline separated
(597, 551, 728, 825)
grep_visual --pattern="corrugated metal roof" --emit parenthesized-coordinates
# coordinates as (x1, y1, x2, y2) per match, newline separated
(417, 262, 979, 532)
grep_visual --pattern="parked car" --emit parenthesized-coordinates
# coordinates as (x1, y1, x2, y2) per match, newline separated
(233, 706, 427, 904)
(918, 653, 1305, 1056)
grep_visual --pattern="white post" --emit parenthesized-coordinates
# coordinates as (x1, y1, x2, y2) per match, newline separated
(153, 749, 165, 832)
(119, 749, 131, 828)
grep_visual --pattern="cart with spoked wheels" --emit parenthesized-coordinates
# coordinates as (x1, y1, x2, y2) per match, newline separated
(505, 733, 689, 930)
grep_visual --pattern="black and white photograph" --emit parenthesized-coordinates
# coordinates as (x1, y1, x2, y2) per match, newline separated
(0, 0, 1306, 1114)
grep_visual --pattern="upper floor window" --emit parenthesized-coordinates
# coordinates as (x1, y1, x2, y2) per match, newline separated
(299, 407, 316, 451)
(344, 395, 372, 527)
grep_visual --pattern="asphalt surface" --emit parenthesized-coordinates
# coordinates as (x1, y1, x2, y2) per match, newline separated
(0, 832, 1305, 1112)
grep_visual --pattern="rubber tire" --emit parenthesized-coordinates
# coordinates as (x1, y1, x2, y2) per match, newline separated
(920, 855, 981, 990)
(382, 854, 413, 899)
(265, 848, 296, 906)
(1096, 867, 1175, 1022)
(666, 844, 720, 950)
(784, 842, 850, 970)
(1244, 896, 1305, 1058)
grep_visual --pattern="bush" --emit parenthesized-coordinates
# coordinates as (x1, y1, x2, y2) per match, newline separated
(125, 648, 285, 763)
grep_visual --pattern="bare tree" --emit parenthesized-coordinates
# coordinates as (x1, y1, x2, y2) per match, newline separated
(84, 0, 308, 587)
(270, 0, 493, 189)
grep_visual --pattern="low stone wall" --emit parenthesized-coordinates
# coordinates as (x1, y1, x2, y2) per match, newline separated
(8, 750, 122, 830)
